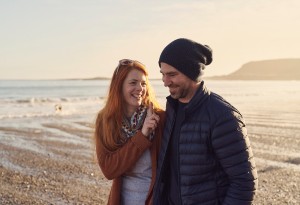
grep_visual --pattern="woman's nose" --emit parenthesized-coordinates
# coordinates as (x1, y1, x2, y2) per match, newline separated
(136, 83, 143, 90)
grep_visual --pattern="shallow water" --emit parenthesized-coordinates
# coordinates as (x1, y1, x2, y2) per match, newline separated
(1, 80, 300, 166)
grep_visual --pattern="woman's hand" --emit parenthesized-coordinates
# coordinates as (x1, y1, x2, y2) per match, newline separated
(141, 103, 160, 138)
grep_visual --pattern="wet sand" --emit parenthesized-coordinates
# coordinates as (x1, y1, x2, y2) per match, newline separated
(0, 116, 111, 204)
(1, 112, 300, 204)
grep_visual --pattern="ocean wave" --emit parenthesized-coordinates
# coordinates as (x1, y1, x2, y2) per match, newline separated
(0, 112, 60, 119)
(0, 97, 105, 120)
(0, 109, 95, 120)
(0, 96, 105, 104)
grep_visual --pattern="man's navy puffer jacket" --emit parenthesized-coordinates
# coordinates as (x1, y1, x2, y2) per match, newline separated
(153, 81, 258, 205)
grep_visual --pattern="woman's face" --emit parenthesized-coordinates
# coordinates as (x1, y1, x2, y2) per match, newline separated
(122, 69, 147, 117)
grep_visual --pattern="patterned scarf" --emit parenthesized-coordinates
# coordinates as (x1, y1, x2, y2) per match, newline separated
(121, 105, 154, 140)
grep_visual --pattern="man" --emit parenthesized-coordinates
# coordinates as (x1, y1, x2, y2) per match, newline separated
(153, 38, 258, 205)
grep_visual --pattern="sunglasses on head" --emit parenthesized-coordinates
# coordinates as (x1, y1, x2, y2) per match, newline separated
(115, 59, 145, 75)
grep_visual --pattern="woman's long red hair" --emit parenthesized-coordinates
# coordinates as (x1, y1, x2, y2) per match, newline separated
(94, 61, 162, 152)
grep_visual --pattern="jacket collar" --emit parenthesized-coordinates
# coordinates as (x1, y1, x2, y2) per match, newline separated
(166, 81, 210, 115)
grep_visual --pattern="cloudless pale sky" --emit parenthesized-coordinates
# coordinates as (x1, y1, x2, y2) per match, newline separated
(1, 0, 300, 79)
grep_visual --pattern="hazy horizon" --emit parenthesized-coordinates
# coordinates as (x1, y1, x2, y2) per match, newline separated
(1, 0, 300, 80)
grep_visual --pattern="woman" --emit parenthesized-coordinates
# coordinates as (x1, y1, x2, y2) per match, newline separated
(94, 59, 165, 205)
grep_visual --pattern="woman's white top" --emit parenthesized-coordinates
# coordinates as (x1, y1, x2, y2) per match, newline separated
(121, 148, 152, 205)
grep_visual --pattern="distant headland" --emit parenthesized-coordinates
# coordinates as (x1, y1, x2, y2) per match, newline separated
(206, 58, 300, 80)
(82, 58, 300, 81)
(82, 77, 110, 80)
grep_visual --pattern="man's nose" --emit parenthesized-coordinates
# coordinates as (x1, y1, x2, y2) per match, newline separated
(162, 75, 170, 87)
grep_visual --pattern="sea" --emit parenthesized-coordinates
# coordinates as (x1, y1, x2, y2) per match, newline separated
(0, 79, 299, 125)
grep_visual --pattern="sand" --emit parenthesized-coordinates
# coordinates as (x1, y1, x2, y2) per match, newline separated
(1, 114, 300, 204)
(0, 117, 111, 205)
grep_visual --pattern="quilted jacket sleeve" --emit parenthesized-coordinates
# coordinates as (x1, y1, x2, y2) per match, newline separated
(212, 111, 258, 205)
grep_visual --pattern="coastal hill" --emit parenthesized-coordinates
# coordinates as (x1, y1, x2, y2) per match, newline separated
(207, 59, 300, 80)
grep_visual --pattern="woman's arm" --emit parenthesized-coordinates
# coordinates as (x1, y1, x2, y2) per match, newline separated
(96, 130, 152, 180)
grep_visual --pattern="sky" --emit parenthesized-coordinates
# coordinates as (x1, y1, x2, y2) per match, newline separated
(1, 0, 300, 80)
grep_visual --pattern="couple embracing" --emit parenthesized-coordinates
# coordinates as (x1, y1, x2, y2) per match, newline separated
(94, 38, 258, 205)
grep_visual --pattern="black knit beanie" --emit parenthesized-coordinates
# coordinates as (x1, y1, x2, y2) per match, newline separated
(159, 38, 213, 82)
